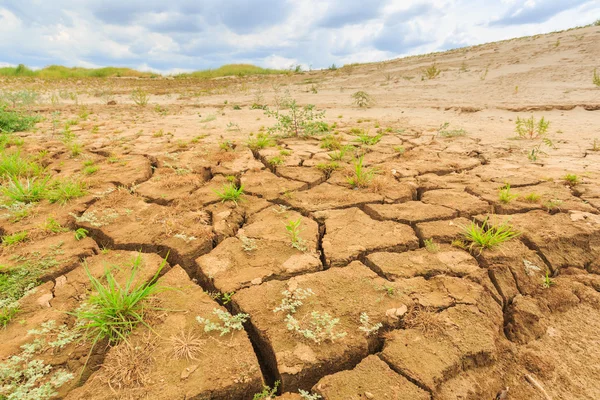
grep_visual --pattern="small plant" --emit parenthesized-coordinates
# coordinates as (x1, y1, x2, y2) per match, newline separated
(462, 218, 520, 253)
(247, 133, 274, 150)
(593, 68, 600, 87)
(219, 140, 235, 152)
(299, 389, 322, 400)
(196, 309, 249, 336)
(523, 193, 540, 203)
(273, 287, 314, 314)
(220, 292, 234, 305)
(169, 330, 204, 360)
(82, 164, 98, 175)
(515, 116, 550, 139)
(285, 218, 307, 252)
(43, 217, 66, 233)
(498, 184, 518, 204)
(2, 175, 48, 203)
(285, 311, 347, 344)
(347, 156, 375, 188)
(592, 138, 600, 152)
(353, 131, 382, 146)
(240, 235, 257, 252)
(542, 271, 555, 289)
(265, 99, 326, 138)
(438, 122, 467, 137)
(328, 145, 352, 161)
(253, 381, 280, 400)
(316, 161, 340, 178)
(563, 174, 579, 186)
(351, 91, 373, 108)
(74, 254, 167, 345)
(131, 88, 150, 106)
(74, 228, 89, 241)
(46, 179, 87, 204)
(320, 134, 342, 150)
(268, 156, 284, 166)
(358, 312, 383, 336)
(423, 238, 440, 253)
(2, 230, 28, 246)
(214, 183, 245, 205)
(423, 63, 441, 79)
(544, 199, 563, 212)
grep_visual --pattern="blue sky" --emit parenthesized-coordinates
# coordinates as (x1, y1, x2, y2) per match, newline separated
(0, 0, 598, 73)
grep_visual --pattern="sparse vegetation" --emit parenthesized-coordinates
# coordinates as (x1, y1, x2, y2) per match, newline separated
(247, 133, 274, 150)
(265, 99, 326, 138)
(285, 311, 347, 344)
(253, 381, 280, 400)
(542, 271, 555, 289)
(196, 309, 249, 336)
(515, 116, 550, 139)
(130, 88, 150, 107)
(563, 174, 579, 186)
(462, 218, 520, 253)
(214, 183, 245, 205)
(351, 91, 374, 108)
(358, 312, 382, 336)
(424, 238, 440, 253)
(498, 184, 518, 204)
(593, 68, 600, 87)
(423, 63, 441, 79)
(347, 156, 375, 188)
(285, 218, 307, 252)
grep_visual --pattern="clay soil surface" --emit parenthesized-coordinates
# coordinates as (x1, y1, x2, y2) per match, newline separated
(2, 25, 600, 400)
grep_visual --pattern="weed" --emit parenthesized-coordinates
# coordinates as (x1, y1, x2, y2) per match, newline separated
(592, 138, 600, 151)
(347, 156, 375, 188)
(219, 140, 235, 152)
(220, 292, 234, 305)
(0, 105, 41, 134)
(2, 231, 28, 246)
(43, 217, 66, 233)
(285, 218, 307, 252)
(169, 330, 204, 360)
(563, 174, 579, 186)
(247, 133, 274, 150)
(0, 151, 44, 179)
(515, 116, 550, 139)
(214, 183, 245, 205)
(299, 390, 322, 400)
(423, 64, 441, 79)
(462, 217, 520, 253)
(328, 145, 353, 161)
(542, 271, 555, 289)
(2, 175, 48, 203)
(196, 309, 249, 336)
(544, 199, 563, 212)
(424, 238, 440, 253)
(358, 312, 383, 336)
(353, 132, 382, 146)
(253, 381, 280, 400)
(438, 122, 467, 137)
(67, 142, 82, 157)
(316, 161, 340, 178)
(131, 88, 150, 106)
(240, 235, 257, 252)
(498, 184, 519, 204)
(320, 134, 342, 150)
(82, 165, 99, 175)
(523, 193, 540, 203)
(46, 179, 87, 204)
(74, 228, 89, 241)
(593, 68, 600, 87)
(268, 156, 284, 166)
(273, 288, 314, 314)
(199, 114, 216, 123)
(351, 91, 374, 108)
(265, 99, 326, 138)
(285, 311, 347, 344)
(74, 254, 167, 345)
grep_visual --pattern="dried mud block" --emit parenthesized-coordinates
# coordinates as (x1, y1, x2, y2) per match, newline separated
(365, 246, 479, 280)
(414, 172, 476, 192)
(0, 232, 98, 280)
(491, 211, 600, 272)
(241, 169, 308, 200)
(65, 265, 263, 400)
(476, 240, 547, 302)
(196, 237, 322, 293)
(364, 201, 457, 225)
(233, 261, 416, 391)
(317, 207, 419, 267)
(211, 148, 265, 175)
(467, 181, 597, 215)
(134, 167, 208, 204)
(74, 190, 214, 268)
(328, 172, 415, 203)
(421, 189, 491, 217)
(258, 148, 304, 167)
(313, 355, 430, 400)
(504, 295, 548, 344)
(0, 251, 168, 396)
(242, 206, 319, 250)
(205, 202, 245, 244)
(415, 217, 471, 244)
(381, 305, 499, 392)
(181, 175, 235, 209)
(472, 163, 544, 187)
(284, 183, 383, 213)
(276, 166, 326, 188)
(396, 149, 481, 176)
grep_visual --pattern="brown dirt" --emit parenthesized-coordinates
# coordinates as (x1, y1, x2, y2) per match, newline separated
(2, 24, 600, 400)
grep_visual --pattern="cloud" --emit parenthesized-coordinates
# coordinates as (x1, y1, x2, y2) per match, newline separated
(0, 0, 597, 74)
(490, 0, 593, 26)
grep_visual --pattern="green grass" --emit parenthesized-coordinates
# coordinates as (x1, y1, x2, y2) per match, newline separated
(347, 156, 376, 188)
(176, 64, 287, 79)
(0, 151, 44, 179)
(0, 105, 41, 134)
(214, 183, 245, 205)
(74, 254, 167, 345)
(46, 179, 87, 204)
(247, 133, 274, 150)
(2, 175, 48, 203)
(563, 174, 579, 186)
(0, 64, 155, 79)
(462, 218, 520, 253)
(498, 184, 518, 204)
(523, 193, 540, 203)
(1, 231, 28, 246)
(353, 132, 382, 146)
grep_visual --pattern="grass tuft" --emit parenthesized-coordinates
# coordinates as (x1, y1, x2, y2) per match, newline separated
(462, 217, 520, 253)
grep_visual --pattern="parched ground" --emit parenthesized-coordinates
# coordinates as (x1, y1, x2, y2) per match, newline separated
(1, 25, 600, 400)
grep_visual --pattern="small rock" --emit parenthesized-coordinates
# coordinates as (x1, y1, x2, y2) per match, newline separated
(180, 364, 198, 380)
(365, 392, 375, 399)
(107, 100, 117, 105)
(55, 275, 67, 288)
(37, 293, 53, 308)
(385, 304, 408, 320)
(251, 277, 263, 285)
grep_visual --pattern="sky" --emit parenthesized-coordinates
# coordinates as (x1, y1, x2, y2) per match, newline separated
(0, 0, 598, 74)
